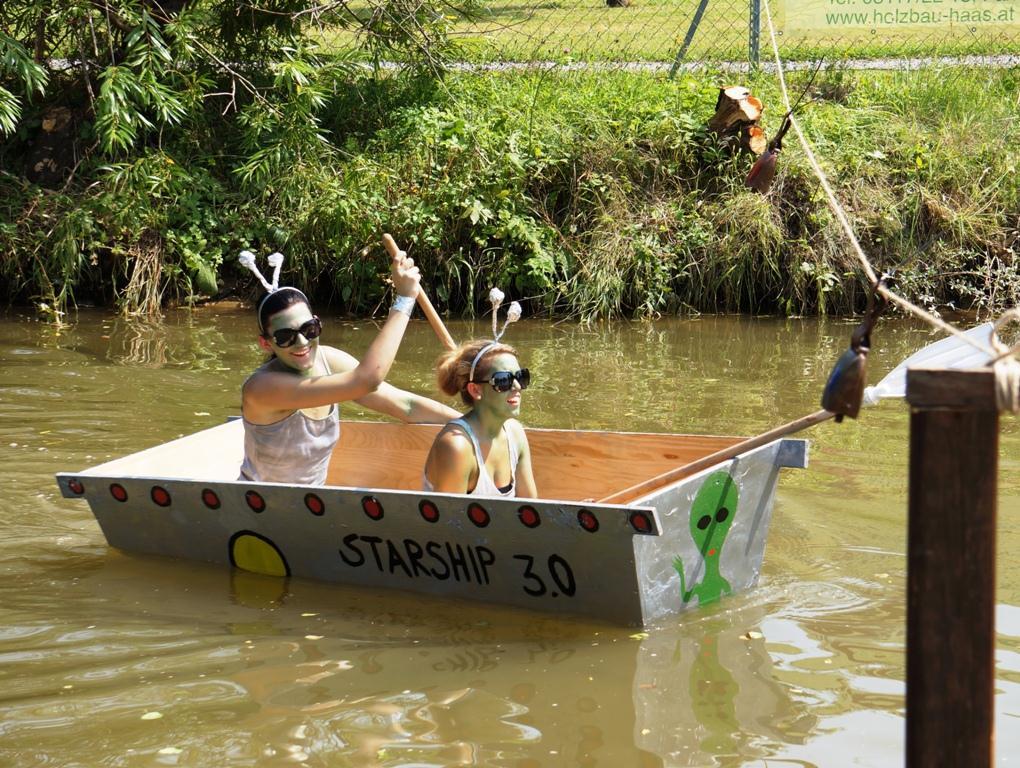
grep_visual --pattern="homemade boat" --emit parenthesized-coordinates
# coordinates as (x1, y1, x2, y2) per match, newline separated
(56, 420, 807, 626)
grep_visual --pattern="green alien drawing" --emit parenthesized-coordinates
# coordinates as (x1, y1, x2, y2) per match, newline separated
(673, 471, 738, 606)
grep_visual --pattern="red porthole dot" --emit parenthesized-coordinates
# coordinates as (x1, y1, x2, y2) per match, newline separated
(150, 486, 171, 507)
(419, 499, 440, 523)
(362, 496, 384, 520)
(245, 490, 266, 513)
(630, 511, 652, 533)
(202, 488, 221, 510)
(467, 503, 490, 528)
(304, 493, 325, 516)
(517, 505, 540, 528)
(578, 509, 599, 533)
(68, 479, 84, 495)
(110, 483, 128, 503)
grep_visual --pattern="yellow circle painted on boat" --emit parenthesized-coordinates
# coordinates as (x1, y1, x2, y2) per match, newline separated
(231, 533, 288, 577)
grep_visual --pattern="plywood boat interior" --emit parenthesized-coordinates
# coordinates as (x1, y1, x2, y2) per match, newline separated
(82, 419, 745, 505)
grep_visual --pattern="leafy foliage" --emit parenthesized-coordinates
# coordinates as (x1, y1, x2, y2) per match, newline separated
(0, 6, 1016, 325)
(0, 0, 468, 316)
(0, 30, 46, 135)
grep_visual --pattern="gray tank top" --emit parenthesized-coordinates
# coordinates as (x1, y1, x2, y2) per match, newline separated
(423, 418, 519, 497)
(238, 349, 340, 486)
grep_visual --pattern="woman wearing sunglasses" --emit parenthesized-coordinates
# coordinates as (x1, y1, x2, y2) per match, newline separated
(238, 244, 459, 485)
(422, 340, 537, 498)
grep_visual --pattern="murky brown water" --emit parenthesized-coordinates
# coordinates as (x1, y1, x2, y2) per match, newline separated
(2, 307, 1018, 767)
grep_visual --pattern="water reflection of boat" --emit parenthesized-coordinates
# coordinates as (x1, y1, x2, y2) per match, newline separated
(56, 419, 806, 626)
(49, 554, 816, 767)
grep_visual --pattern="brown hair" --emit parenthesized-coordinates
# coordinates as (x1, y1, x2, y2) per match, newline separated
(436, 340, 517, 406)
(257, 287, 311, 335)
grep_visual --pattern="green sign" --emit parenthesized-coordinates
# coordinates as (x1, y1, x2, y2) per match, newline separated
(783, 0, 1019, 34)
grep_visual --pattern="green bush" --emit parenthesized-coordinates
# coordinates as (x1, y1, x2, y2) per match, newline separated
(1, 57, 1017, 321)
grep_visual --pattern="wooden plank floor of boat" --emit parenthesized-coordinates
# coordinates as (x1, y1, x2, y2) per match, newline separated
(328, 422, 743, 502)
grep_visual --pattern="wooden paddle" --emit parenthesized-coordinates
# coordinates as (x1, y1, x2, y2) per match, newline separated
(598, 324, 996, 506)
(599, 409, 835, 505)
(382, 233, 457, 351)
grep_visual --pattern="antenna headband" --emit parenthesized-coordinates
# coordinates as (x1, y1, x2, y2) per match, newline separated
(239, 251, 309, 333)
(467, 288, 524, 382)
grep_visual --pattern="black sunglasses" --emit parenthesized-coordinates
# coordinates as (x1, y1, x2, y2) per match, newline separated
(268, 316, 322, 348)
(472, 368, 531, 393)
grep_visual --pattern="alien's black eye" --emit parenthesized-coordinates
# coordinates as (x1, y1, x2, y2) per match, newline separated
(697, 515, 711, 530)
(715, 508, 729, 524)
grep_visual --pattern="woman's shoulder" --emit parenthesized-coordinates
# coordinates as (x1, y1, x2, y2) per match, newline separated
(504, 418, 529, 443)
(431, 424, 475, 463)
(437, 418, 472, 444)
(242, 359, 281, 390)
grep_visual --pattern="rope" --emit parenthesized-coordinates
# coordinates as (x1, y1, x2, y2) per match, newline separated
(759, 0, 998, 362)
(991, 310, 1020, 412)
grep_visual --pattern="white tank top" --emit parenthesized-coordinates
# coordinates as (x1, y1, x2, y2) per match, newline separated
(238, 348, 340, 486)
(423, 418, 519, 497)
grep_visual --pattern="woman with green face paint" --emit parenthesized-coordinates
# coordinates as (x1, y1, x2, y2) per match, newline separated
(237, 242, 459, 486)
(422, 289, 538, 500)
(422, 338, 538, 498)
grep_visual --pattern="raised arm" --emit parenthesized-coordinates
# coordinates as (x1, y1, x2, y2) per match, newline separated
(317, 346, 460, 422)
(356, 383, 460, 424)
(243, 243, 420, 415)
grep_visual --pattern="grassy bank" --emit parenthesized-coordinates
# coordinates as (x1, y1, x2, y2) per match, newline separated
(1, 66, 1017, 320)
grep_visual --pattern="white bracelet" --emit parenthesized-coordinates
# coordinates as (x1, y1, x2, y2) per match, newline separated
(390, 294, 415, 317)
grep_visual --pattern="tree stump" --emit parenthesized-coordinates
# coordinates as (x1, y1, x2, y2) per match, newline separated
(741, 124, 767, 155)
(707, 85, 765, 156)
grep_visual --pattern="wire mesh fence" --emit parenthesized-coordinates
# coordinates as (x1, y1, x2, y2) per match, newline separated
(323, 0, 1020, 66)
(765, 0, 1020, 66)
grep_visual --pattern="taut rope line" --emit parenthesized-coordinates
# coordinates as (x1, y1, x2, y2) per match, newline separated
(759, 0, 1000, 362)
(991, 310, 1020, 412)
(608, 23, 1020, 501)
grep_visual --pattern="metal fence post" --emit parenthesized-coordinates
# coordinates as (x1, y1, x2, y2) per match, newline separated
(748, 0, 761, 67)
(669, 0, 711, 78)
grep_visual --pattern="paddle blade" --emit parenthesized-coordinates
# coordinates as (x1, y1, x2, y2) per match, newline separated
(862, 322, 994, 405)
(746, 149, 778, 193)
(821, 346, 868, 419)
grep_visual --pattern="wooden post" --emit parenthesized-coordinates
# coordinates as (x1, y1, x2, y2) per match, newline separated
(905, 367, 998, 768)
